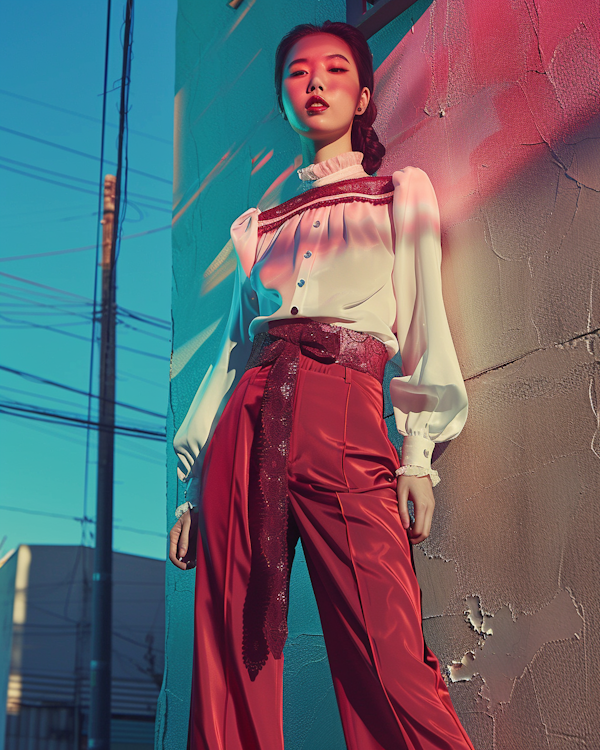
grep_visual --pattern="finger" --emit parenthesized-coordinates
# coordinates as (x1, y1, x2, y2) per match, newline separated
(169, 555, 188, 570)
(396, 481, 411, 530)
(177, 512, 191, 558)
(168, 539, 188, 570)
(409, 506, 425, 543)
(169, 520, 182, 565)
(408, 493, 428, 544)
(422, 499, 434, 540)
(409, 487, 434, 544)
(168, 518, 193, 569)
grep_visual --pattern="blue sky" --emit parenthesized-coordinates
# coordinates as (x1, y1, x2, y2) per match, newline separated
(0, 0, 177, 559)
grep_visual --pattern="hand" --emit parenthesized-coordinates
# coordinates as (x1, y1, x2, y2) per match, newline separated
(396, 474, 435, 544)
(168, 508, 198, 570)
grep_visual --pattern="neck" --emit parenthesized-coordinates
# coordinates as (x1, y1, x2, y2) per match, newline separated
(300, 130, 354, 166)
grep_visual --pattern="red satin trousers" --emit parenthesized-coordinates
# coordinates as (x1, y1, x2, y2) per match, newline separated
(187, 353, 474, 750)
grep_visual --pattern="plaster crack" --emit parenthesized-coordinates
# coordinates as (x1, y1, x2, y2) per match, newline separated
(163, 687, 185, 703)
(562, 160, 600, 194)
(589, 376, 600, 460)
(522, 0, 543, 70)
(586, 271, 597, 352)
(528, 666, 552, 747)
(462, 452, 579, 505)
(466, 328, 600, 382)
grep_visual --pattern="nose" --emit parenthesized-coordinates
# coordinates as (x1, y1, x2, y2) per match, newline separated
(306, 75, 324, 94)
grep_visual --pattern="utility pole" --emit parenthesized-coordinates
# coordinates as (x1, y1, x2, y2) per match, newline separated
(88, 173, 117, 749)
(88, 2, 133, 745)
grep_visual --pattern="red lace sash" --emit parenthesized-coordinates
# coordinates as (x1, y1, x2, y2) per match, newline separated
(242, 320, 388, 679)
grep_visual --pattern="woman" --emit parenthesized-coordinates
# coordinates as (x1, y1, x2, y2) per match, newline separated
(169, 20, 473, 750)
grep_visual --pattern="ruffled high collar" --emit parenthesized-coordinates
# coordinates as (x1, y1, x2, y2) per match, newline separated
(297, 151, 368, 188)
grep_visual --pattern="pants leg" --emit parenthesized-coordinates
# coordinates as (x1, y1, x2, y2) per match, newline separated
(187, 353, 474, 750)
(287, 358, 475, 750)
(187, 365, 298, 750)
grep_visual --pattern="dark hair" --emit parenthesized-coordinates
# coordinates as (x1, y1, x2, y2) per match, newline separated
(274, 20, 386, 175)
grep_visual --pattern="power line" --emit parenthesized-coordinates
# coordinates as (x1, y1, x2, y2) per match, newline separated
(118, 307, 170, 330)
(0, 163, 171, 214)
(0, 384, 97, 411)
(118, 369, 165, 390)
(0, 125, 171, 185)
(116, 319, 171, 342)
(0, 271, 171, 328)
(0, 224, 170, 263)
(0, 504, 164, 539)
(2, 320, 90, 330)
(0, 411, 165, 466)
(0, 155, 172, 206)
(0, 312, 170, 361)
(2, 288, 171, 336)
(0, 271, 90, 300)
(0, 87, 172, 145)
(2, 395, 159, 434)
(0, 364, 166, 418)
(0, 401, 166, 440)
(1, 290, 95, 323)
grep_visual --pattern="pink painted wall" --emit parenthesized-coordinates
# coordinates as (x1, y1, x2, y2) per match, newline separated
(374, 1, 600, 745)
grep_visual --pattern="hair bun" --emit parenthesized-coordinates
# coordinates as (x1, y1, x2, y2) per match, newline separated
(352, 100, 385, 175)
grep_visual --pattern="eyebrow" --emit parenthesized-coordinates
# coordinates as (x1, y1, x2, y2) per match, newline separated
(287, 53, 350, 69)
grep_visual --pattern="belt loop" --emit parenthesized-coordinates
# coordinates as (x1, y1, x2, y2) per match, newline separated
(344, 366, 352, 384)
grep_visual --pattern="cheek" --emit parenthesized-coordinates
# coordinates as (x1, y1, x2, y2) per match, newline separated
(335, 78, 361, 103)
(282, 84, 303, 114)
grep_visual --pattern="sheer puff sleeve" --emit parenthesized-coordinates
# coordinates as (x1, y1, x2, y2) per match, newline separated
(390, 167, 468, 475)
(173, 207, 261, 482)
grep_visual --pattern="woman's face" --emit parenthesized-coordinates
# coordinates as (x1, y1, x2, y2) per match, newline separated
(281, 33, 370, 146)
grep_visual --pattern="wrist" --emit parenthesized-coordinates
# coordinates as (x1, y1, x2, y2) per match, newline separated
(174, 500, 196, 519)
(395, 465, 440, 487)
(400, 435, 435, 470)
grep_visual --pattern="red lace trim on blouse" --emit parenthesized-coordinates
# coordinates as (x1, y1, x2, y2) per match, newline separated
(257, 176, 394, 237)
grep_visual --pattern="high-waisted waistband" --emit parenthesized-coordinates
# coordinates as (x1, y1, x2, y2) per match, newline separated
(246, 319, 388, 382)
(242, 319, 388, 680)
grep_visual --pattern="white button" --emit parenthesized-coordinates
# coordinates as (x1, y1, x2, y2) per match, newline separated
(297, 279, 305, 287)
(304, 251, 312, 258)
(313, 220, 320, 228)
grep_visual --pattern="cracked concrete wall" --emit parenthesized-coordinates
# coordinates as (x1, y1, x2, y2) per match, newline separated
(160, 0, 600, 748)
(374, 1, 600, 746)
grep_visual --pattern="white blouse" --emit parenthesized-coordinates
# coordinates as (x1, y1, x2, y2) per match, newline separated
(173, 151, 468, 485)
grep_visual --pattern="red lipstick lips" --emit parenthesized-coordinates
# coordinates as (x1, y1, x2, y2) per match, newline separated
(306, 95, 329, 112)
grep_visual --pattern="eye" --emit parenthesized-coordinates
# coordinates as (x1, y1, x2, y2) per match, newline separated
(329, 67, 348, 73)
(289, 70, 306, 77)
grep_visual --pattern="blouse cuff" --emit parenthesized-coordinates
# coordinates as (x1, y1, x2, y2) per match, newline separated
(174, 501, 195, 519)
(400, 435, 435, 470)
(395, 465, 440, 488)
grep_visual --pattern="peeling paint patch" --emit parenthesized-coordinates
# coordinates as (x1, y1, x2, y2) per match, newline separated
(449, 589, 582, 708)
(464, 594, 494, 636)
(412, 550, 459, 619)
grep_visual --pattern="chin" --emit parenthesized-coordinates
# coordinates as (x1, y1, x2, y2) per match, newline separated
(299, 117, 346, 136)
